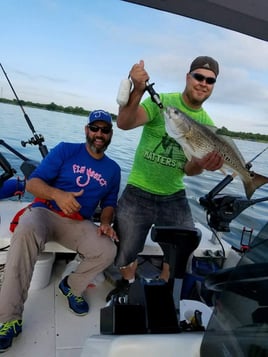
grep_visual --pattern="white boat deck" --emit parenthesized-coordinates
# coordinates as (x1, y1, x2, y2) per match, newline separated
(4, 258, 113, 357)
(0, 199, 237, 356)
(3, 257, 215, 357)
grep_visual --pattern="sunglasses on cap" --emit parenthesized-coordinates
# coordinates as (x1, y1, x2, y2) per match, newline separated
(87, 124, 112, 134)
(190, 72, 216, 85)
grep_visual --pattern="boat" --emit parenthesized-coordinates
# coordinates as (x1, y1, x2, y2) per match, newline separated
(1, 1, 268, 356)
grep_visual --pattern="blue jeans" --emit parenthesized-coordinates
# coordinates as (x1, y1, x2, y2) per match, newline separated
(114, 184, 194, 267)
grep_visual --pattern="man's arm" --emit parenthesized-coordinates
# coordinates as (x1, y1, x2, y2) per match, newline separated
(98, 206, 118, 241)
(26, 177, 83, 215)
(26, 177, 62, 201)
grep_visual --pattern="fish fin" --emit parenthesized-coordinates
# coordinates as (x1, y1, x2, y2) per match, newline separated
(206, 126, 246, 165)
(205, 125, 218, 133)
(244, 172, 268, 199)
(183, 148, 192, 161)
(221, 135, 245, 163)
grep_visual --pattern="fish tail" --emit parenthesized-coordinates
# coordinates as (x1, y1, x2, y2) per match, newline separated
(244, 172, 268, 199)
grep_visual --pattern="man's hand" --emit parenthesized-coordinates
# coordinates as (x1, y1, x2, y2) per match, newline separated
(54, 189, 84, 215)
(97, 223, 119, 242)
(196, 151, 224, 171)
(129, 60, 149, 93)
(184, 151, 224, 176)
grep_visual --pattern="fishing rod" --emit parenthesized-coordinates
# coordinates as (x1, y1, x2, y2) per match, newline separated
(0, 63, 48, 158)
(246, 145, 268, 170)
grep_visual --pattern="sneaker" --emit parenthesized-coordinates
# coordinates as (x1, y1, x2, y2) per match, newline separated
(106, 278, 130, 303)
(0, 320, 22, 352)
(59, 276, 89, 315)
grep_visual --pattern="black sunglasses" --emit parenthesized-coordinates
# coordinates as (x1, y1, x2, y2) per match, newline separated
(190, 72, 216, 85)
(87, 124, 112, 134)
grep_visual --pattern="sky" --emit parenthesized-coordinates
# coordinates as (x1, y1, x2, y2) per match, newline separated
(1, 0, 268, 134)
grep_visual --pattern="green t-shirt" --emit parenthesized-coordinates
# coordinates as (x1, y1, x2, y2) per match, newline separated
(127, 92, 214, 195)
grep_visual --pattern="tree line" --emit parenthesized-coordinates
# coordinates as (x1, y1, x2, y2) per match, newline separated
(1, 97, 268, 142)
(0, 97, 117, 121)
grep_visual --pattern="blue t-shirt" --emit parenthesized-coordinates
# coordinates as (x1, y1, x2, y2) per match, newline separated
(29, 142, 121, 219)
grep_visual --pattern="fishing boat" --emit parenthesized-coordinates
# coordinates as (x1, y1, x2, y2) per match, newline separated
(1, 1, 268, 356)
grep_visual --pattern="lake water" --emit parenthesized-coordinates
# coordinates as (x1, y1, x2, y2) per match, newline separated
(1, 102, 268, 248)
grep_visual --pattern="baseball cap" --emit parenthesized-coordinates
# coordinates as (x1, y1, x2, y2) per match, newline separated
(190, 56, 219, 77)
(88, 110, 113, 126)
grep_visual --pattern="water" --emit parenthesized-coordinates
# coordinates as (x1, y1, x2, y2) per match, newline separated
(1, 102, 268, 248)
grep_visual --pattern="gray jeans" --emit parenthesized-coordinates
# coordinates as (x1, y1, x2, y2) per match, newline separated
(114, 184, 194, 267)
(0, 207, 116, 322)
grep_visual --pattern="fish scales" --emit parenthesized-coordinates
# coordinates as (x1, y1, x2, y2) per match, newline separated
(164, 106, 268, 199)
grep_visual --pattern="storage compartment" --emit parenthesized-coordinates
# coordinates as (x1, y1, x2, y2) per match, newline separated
(30, 252, 55, 290)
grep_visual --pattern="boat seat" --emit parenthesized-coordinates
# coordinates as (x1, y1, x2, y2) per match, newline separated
(151, 226, 202, 279)
(151, 226, 202, 317)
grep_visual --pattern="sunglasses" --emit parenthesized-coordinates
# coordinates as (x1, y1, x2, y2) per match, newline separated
(87, 124, 112, 134)
(190, 72, 216, 85)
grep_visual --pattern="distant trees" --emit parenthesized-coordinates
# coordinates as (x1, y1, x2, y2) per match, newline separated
(0, 97, 117, 122)
(217, 126, 268, 143)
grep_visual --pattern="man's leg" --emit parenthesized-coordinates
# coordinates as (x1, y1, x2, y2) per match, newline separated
(106, 185, 153, 301)
(0, 208, 52, 322)
(54, 218, 117, 296)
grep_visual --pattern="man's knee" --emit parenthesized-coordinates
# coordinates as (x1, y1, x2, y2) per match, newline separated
(106, 242, 117, 264)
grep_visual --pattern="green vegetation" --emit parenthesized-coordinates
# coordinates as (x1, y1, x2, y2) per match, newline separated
(216, 126, 268, 143)
(0, 97, 117, 121)
(1, 97, 268, 142)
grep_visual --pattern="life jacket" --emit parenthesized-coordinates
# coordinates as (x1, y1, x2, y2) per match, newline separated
(9, 205, 30, 232)
(9, 198, 84, 233)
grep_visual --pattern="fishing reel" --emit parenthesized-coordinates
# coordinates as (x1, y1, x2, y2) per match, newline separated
(200, 193, 250, 231)
(21, 133, 48, 158)
(199, 174, 268, 231)
(21, 134, 45, 148)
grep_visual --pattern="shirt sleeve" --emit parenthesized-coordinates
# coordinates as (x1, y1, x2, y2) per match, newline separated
(29, 142, 65, 183)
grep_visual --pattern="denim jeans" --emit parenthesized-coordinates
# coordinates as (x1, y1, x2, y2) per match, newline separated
(114, 184, 194, 267)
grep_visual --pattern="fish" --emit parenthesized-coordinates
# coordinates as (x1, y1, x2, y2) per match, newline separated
(164, 106, 268, 199)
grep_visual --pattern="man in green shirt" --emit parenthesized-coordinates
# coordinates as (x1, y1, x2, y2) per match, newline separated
(107, 56, 224, 301)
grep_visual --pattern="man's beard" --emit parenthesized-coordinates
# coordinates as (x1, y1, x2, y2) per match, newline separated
(86, 135, 111, 154)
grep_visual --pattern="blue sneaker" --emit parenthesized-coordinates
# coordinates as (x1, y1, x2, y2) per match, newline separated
(59, 276, 89, 315)
(0, 320, 22, 352)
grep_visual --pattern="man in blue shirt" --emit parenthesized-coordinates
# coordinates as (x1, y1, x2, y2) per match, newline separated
(0, 109, 121, 352)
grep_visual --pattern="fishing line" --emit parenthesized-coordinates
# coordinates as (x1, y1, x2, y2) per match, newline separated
(0, 63, 48, 158)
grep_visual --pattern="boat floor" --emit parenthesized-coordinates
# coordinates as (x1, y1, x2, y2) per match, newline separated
(4, 258, 112, 357)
